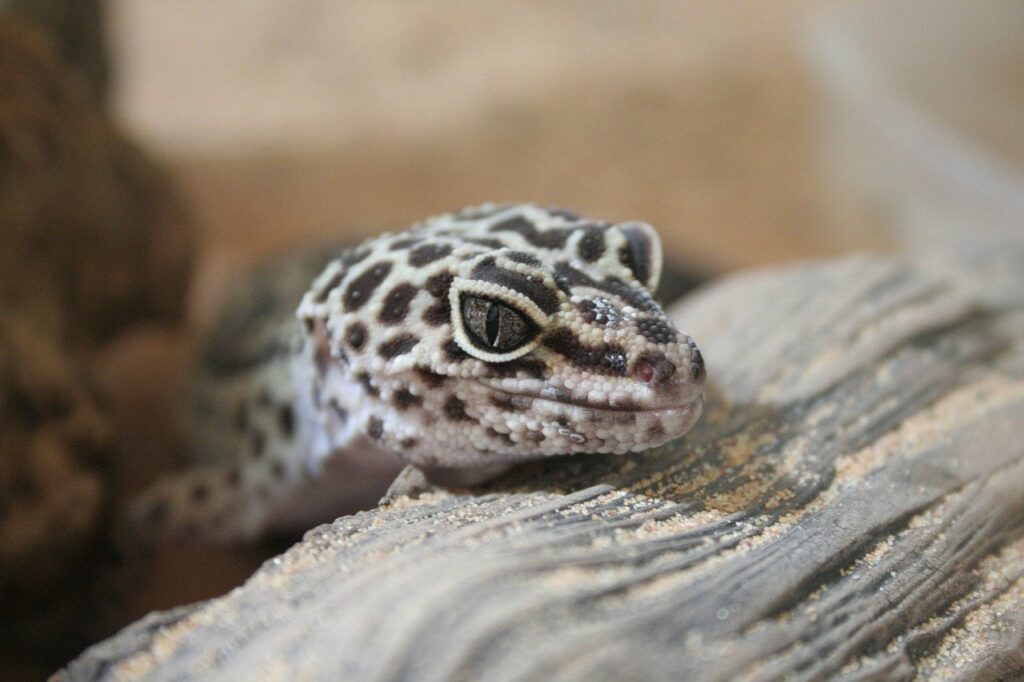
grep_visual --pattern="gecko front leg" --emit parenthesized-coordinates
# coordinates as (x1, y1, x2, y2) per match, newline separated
(128, 435, 403, 543)
(127, 350, 403, 544)
(125, 438, 401, 544)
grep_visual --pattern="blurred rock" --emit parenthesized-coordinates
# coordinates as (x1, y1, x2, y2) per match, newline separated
(0, 17, 195, 350)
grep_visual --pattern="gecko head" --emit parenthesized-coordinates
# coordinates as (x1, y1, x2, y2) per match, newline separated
(300, 205, 705, 469)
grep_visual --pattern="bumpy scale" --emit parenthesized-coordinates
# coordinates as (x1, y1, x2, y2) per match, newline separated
(130, 205, 706, 542)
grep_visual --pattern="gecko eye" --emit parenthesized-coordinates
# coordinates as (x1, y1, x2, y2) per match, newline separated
(459, 295, 538, 354)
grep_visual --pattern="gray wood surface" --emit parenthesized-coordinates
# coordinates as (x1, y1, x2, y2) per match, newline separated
(60, 256, 1024, 681)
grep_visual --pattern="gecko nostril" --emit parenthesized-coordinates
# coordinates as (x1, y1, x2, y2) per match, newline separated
(635, 352, 675, 385)
(636, 360, 656, 383)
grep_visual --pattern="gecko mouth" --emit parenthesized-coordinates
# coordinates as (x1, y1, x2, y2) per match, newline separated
(529, 392, 704, 448)
(484, 381, 703, 415)
(478, 382, 704, 435)
(529, 392, 700, 415)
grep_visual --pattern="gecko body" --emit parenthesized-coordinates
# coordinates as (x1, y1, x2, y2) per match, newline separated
(132, 205, 705, 541)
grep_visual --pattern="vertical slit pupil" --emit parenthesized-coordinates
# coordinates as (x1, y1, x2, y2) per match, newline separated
(485, 302, 501, 347)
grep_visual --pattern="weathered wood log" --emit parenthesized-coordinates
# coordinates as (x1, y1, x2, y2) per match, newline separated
(60, 256, 1024, 681)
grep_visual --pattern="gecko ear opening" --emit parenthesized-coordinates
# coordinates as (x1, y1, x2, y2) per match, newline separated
(616, 222, 663, 292)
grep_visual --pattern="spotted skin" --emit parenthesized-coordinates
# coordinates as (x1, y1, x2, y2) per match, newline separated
(130, 205, 705, 542)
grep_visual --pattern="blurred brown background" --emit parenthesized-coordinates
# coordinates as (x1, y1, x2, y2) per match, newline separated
(111, 0, 836, 324)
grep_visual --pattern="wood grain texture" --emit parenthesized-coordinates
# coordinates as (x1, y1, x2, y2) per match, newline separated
(60, 256, 1024, 681)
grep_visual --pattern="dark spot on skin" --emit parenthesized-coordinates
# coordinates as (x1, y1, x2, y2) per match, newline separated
(250, 430, 266, 458)
(345, 322, 368, 350)
(553, 263, 659, 312)
(691, 348, 706, 382)
(278, 405, 295, 437)
(470, 260, 560, 315)
(379, 334, 419, 359)
(378, 283, 417, 324)
(576, 225, 606, 262)
(303, 316, 316, 334)
(422, 299, 451, 327)
(367, 417, 384, 441)
(636, 317, 677, 344)
(409, 242, 452, 267)
(393, 387, 422, 409)
(525, 430, 545, 442)
(191, 483, 209, 503)
(399, 437, 418, 449)
(389, 237, 421, 251)
(425, 271, 454, 298)
(490, 215, 573, 249)
(444, 395, 473, 421)
(314, 272, 344, 303)
(271, 461, 286, 479)
(443, 337, 471, 362)
(257, 389, 272, 406)
(543, 329, 628, 375)
(487, 427, 515, 446)
(415, 367, 447, 387)
(552, 264, 578, 295)
(356, 372, 379, 397)
(647, 424, 666, 439)
(343, 261, 392, 312)
(574, 299, 620, 327)
(226, 467, 242, 487)
(576, 299, 597, 323)
(464, 237, 505, 249)
(505, 251, 542, 266)
(602, 277, 660, 312)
